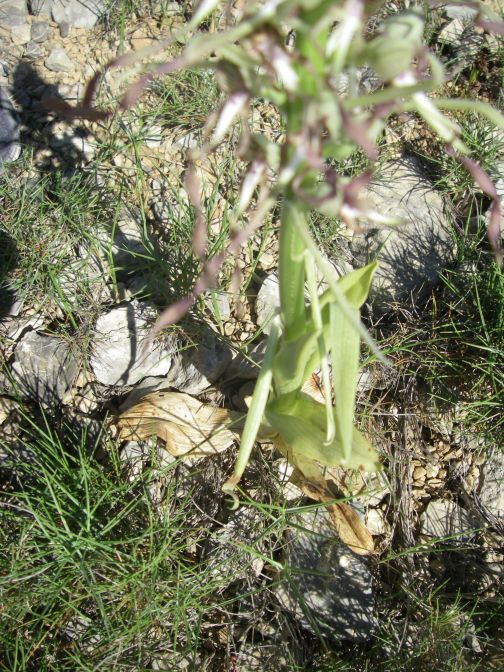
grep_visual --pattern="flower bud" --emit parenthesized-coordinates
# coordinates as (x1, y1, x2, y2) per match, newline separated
(365, 10, 424, 80)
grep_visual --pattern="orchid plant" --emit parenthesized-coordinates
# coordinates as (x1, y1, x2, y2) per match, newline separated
(62, 0, 504, 516)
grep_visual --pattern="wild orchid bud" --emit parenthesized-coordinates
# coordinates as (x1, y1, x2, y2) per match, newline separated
(364, 10, 424, 80)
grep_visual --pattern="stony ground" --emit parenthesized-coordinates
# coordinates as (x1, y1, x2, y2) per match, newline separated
(0, 1, 503, 671)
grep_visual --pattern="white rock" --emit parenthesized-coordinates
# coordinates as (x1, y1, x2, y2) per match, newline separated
(143, 122, 164, 148)
(204, 290, 231, 321)
(90, 301, 175, 386)
(24, 40, 45, 60)
(479, 450, 504, 523)
(45, 47, 74, 73)
(228, 340, 267, 380)
(30, 0, 52, 16)
(276, 459, 303, 501)
(173, 131, 198, 150)
(10, 23, 31, 45)
(0, 88, 20, 166)
(365, 508, 388, 536)
(31, 20, 51, 42)
(119, 376, 170, 411)
(438, 17, 466, 45)
(93, 204, 154, 275)
(445, 4, 478, 20)
(351, 157, 455, 310)
(166, 333, 232, 394)
(51, 0, 105, 29)
(0, 2, 26, 28)
(10, 331, 80, 406)
(255, 273, 279, 334)
(0, 313, 45, 347)
(419, 499, 479, 540)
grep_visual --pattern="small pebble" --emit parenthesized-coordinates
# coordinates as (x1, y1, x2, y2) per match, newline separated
(444, 448, 462, 460)
(425, 464, 439, 479)
(24, 40, 45, 61)
(413, 466, 427, 480)
(31, 21, 50, 43)
(59, 21, 70, 38)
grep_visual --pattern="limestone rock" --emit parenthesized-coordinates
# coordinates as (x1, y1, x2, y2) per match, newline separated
(351, 158, 455, 310)
(255, 273, 279, 335)
(166, 333, 232, 394)
(30, 20, 50, 42)
(112, 205, 152, 270)
(438, 17, 467, 45)
(10, 331, 80, 406)
(275, 508, 377, 642)
(29, 0, 52, 16)
(365, 508, 389, 536)
(45, 47, 73, 72)
(228, 340, 267, 380)
(173, 131, 198, 150)
(119, 375, 170, 412)
(24, 40, 45, 60)
(445, 4, 478, 20)
(419, 499, 479, 540)
(0, 1, 27, 28)
(49, 0, 105, 29)
(90, 301, 175, 386)
(58, 20, 69, 37)
(10, 23, 31, 45)
(0, 88, 20, 166)
(234, 644, 292, 671)
(204, 291, 231, 321)
(479, 450, 504, 524)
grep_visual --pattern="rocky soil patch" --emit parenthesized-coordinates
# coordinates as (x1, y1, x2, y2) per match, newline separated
(0, 2, 503, 670)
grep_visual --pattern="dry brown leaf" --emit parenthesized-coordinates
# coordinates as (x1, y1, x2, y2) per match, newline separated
(114, 390, 245, 458)
(301, 372, 325, 404)
(276, 437, 375, 556)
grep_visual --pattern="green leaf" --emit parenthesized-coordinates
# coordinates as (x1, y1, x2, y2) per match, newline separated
(330, 302, 359, 463)
(336, 261, 377, 309)
(272, 330, 321, 395)
(266, 393, 380, 471)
